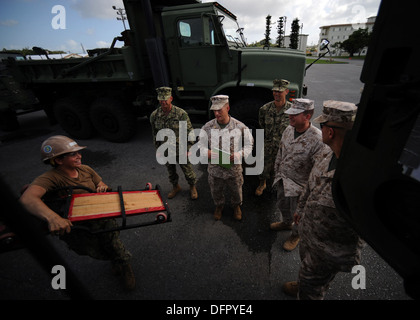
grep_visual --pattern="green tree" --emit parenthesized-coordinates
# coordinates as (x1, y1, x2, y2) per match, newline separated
(276, 17, 285, 48)
(264, 15, 272, 47)
(341, 28, 370, 57)
(289, 18, 300, 49)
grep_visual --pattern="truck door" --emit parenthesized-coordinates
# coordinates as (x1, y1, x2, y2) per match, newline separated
(169, 15, 219, 90)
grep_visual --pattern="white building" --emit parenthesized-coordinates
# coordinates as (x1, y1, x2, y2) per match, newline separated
(27, 53, 87, 60)
(318, 16, 376, 56)
(283, 34, 308, 52)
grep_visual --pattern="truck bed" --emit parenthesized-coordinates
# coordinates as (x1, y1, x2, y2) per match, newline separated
(9, 46, 143, 84)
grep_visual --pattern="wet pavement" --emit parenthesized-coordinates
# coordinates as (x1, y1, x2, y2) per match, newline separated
(0, 59, 412, 304)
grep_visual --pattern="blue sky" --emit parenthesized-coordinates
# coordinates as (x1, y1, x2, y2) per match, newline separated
(0, 0, 381, 53)
(0, 0, 125, 53)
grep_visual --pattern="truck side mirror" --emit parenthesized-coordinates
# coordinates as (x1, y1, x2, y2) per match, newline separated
(304, 39, 331, 74)
(319, 39, 330, 51)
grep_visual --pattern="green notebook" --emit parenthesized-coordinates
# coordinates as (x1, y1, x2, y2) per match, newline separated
(212, 148, 232, 169)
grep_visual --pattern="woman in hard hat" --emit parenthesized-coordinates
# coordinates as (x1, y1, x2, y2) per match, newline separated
(20, 135, 135, 290)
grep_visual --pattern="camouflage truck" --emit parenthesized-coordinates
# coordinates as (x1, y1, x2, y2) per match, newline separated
(5, 0, 307, 142)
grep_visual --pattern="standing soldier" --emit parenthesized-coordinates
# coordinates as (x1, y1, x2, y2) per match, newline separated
(282, 101, 364, 299)
(150, 87, 198, 200)
(198, 95, 254, 221)
(256, 79, 291, 196)
(270, 98, 326, 252)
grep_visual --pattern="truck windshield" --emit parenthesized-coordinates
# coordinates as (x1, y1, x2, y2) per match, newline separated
(216, 9, 246, 47)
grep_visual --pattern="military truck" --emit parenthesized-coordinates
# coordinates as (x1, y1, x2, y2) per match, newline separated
(0, 52, 40, 131)
(5, 0, 306, 142)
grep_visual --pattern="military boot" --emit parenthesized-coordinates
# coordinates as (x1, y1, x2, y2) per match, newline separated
(111, 262, 136, 291)
(270, 221, 293, 231)
(190, 185, 198, 200)
(214, 205, 223, 220)
(255, 180, 266, 196)
(168, 184, 181, 199)
(283, 235, 300, 251)
(282, 281, 299, 298)
(233, 205, 242, 221)
(121, 263, 136, 290)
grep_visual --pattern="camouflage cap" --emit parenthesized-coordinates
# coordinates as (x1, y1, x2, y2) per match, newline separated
(285, 98, 314, 115)
(313, 100, 357, 123)
(156, 87, 172, 100)
(210, 95, 229, 110)
(272, 79, 290, 92)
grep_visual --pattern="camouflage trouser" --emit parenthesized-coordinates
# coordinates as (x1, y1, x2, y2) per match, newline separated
(208, 174, 243, 207)
(297, 241, 339, 300)
(276, 180, 299, 236)
(61, 219, 132, 265)
(166, 162, 197, 186)
(259, 143, 279, 181)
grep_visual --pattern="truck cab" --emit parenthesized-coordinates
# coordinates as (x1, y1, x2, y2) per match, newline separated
(158, 1, 305, 125)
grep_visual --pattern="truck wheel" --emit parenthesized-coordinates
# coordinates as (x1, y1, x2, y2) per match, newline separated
(230, 98, 263, 157)
(89, 97, 136, 142)
(230, 98, 263, 130)
(0, 108, 19, 131)
(53, 98, 94, 139)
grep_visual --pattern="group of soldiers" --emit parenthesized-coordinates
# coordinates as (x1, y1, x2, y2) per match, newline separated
(150, 79, 363, 299)
(19, 79, 363, 299)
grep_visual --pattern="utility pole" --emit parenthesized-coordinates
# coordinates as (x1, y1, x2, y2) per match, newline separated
(112, 6, 127, 30)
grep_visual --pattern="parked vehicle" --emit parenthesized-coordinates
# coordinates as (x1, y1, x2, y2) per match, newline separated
(4, 0, 307, 142)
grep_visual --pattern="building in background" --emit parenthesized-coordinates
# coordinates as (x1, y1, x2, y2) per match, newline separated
(283, 34, 308, 52)
(318, 16, 376, 56)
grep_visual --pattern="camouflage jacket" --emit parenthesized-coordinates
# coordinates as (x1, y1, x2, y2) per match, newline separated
(198, 117, 254, 179)
(258, 100, 292, 148)
(273, 124, 326, 196)
(150, 105, 194, 151)
(297, 148, 363, 270)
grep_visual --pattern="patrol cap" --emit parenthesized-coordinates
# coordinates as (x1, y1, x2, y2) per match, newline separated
(313, 100, 357, 123)
(272, 79, 290, 92)
(285, 98, 314, 115)
(156, 87, 172, 100)
(210, 95, 229, 110)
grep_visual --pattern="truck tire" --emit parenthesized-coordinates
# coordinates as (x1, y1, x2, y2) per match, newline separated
(0, 108, 19, 131)
(53, 98, 94, 139)
(230, 98, 263, 131)
(89, 97, 136, 142)
(230, 98, 264, 157)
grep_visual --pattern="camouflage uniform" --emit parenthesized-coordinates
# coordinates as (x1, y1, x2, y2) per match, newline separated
(294, 100, 363, 300)
(199, 117, 253, 207)
(258, 80, 292, 182)
(273, 123, 326, 236)
(150, 93, 197, 187)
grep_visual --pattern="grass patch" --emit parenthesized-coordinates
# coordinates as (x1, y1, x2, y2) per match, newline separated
(306, 58, 348, 64)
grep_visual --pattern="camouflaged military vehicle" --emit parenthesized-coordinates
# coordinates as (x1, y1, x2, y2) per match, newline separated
(0, 52, 40, 131)
(5, 0, 307, 142)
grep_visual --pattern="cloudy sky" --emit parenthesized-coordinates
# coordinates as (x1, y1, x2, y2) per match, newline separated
(0, 0, 382, 53)
(217, 0, 381, 45)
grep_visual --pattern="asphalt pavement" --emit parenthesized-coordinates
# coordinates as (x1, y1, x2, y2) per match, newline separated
(0, 58, 412, 304)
